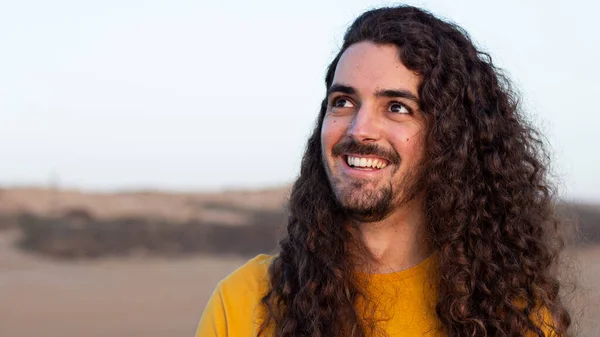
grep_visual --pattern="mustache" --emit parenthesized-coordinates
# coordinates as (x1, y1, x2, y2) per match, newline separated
(331, 139, 400, 165)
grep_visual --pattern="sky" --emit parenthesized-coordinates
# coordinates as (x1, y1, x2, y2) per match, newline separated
(0, 0, 599, 201)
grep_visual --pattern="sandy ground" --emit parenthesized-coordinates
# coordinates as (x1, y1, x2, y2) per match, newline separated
(0, 229, 247, 337)
(0, 229, 598, 337)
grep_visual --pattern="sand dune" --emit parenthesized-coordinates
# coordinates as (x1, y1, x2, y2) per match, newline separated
(0, 187, 288, 223)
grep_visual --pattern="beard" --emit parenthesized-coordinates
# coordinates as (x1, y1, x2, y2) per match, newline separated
(323, 140, 424, 223)
(326, 165, 422, 222)
(329, 175, 393, 222)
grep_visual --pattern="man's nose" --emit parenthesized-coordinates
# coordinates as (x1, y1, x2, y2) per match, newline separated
(347, 104, 381, 143)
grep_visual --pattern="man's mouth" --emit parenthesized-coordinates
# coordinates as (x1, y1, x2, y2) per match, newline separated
(344, 155, 389, 170)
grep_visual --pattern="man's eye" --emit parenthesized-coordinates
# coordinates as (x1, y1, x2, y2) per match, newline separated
(332, 98, 355, 108)
(389, 102, 410, 114)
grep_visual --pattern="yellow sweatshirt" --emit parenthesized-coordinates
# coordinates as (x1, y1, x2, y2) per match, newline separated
(196, 254, 444, 337)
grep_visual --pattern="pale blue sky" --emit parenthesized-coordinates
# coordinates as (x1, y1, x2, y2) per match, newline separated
(1, 0, 599, 201)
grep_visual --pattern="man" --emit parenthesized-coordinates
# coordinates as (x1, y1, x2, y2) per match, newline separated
(197, 5, 572, 337)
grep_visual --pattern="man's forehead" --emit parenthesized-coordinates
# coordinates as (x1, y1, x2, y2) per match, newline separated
(332, 41, 421, 97)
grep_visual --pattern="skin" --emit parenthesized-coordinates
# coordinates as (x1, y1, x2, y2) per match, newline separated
(320, 41, 431, 273)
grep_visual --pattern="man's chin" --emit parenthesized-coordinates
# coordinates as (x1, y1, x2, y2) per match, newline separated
(341, 204, 392, 223)
(335, 189, 393, 222)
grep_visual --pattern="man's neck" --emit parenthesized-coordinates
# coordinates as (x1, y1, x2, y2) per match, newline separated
(354, 197, 431, 274)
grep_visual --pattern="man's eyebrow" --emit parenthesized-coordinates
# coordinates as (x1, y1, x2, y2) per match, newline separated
(326, 84, 356, 97)
(375, 88, 420, 105)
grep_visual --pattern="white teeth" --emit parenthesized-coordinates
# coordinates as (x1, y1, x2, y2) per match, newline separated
(346, 156, 388, 169)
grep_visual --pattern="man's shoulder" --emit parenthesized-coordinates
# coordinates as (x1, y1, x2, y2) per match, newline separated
(197, 255, 276, 336)
(218, 254, 275, 297)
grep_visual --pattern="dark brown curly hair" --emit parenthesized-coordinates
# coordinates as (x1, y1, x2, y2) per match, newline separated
(259, 5, 572, 337)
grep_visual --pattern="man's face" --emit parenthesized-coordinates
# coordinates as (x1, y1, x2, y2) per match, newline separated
(321, 41, 426, 221)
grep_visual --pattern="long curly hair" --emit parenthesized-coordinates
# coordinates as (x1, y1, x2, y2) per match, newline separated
(259, 5, 572, 337)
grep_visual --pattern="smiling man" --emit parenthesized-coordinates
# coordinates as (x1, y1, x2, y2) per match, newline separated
(197, 5, 572, 337)
(322, 42, 425, 223)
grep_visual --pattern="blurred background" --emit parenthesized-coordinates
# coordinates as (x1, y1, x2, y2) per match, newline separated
(0, 0, 598, 336)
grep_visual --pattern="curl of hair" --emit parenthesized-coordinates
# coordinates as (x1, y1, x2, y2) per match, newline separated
(260, 5, 572, 337)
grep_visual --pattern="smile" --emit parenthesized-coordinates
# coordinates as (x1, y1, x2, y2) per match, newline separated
(345, 155, 389, 170)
